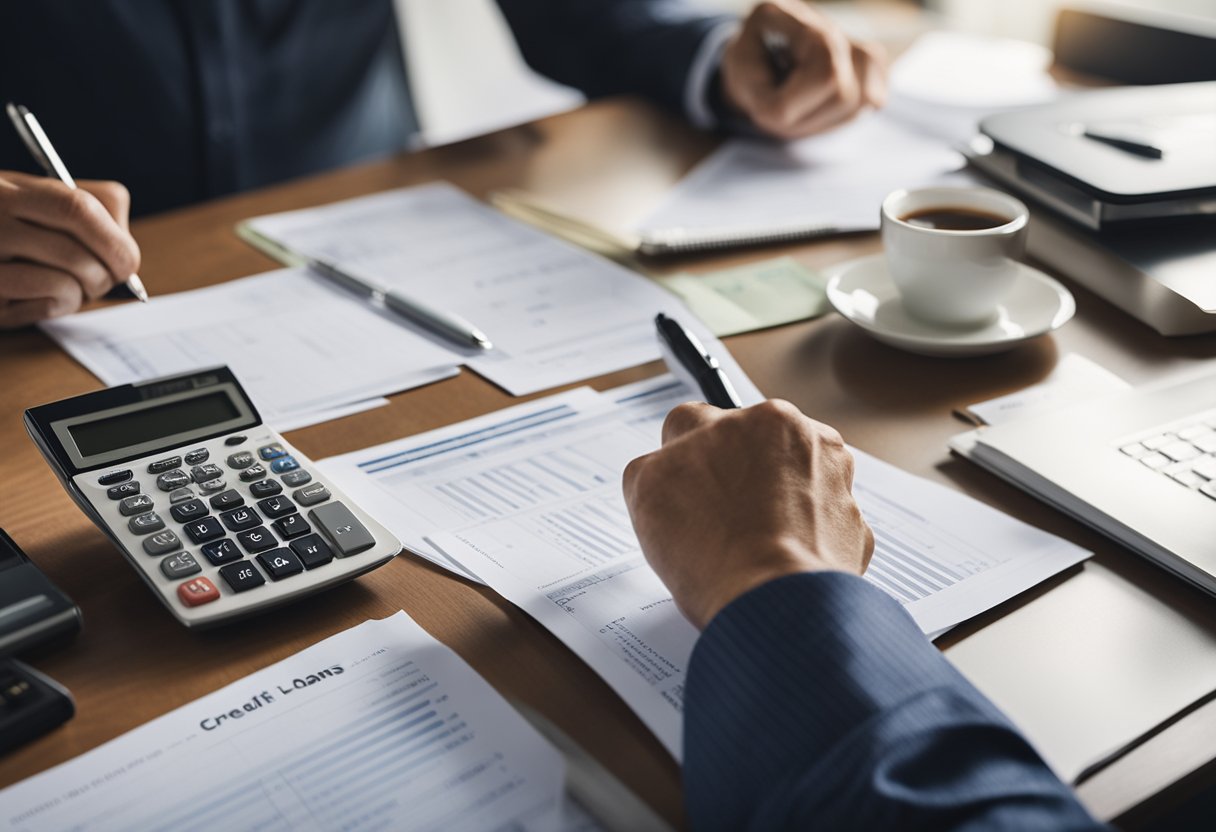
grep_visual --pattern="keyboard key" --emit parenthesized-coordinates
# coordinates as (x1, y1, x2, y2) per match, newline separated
(290, 534, 334, 569)
(237, 526, 277, 554)
(1141, 434, 1173, 451)
(97, 469, 132, 486)
(1160, 441, 1201, 462)
(249, 479, 283, 497)
(1178, 425, 1211, 441)
(147, 455, 183, 474)
(1201, 482, 1216, 501)
(157, 470, 191, 491)
(129, 512, 165, 535)
(1139, 452, 1170, 470)
(258, 496, 297, 519)
(210, 489, 245, 510)
(184, 448, 210, 465)
(224, 434, 247, 446)
(170, 498, 208, 523)
(119, 493, 155, 516)
(281, 469, 312, 487)
(270, 456, 299, 474)
(293, 482, 330, 507)
(1195, 434, 1216, 455)
(273, 514, 311, 540)
(107, 481, 140, 500)
(197, 477, 227, 493)
(191, 464, 224, 482)
(309, 502, 375, 556)
(160, 551, 200, 579)
(226, 451, 255, 469)
(219, 560, 266, 592)
(169, 487, 195, 503)
(143, 530, 182, 556)
(258, 443, 286, 460)
(221, 506, 262, 532)
(256, 548, 304, 580)
(1171, 470, 1206, 488)
(183, 516, 225, 544)
(1118, 443, 1148, 459)
(177, 576, 220, 607)
(240, 464, 268, 482)
(201, 538, 242, 566)
(1194, 456, 1216, 480)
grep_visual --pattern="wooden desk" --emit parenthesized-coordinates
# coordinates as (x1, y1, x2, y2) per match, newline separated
(2, 98, 1215, 828)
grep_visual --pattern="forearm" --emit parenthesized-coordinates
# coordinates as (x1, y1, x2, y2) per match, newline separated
(684, 572, 1106, 830)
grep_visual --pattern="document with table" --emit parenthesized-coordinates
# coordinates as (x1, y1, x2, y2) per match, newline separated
(319, 373, 1091, 759)
(0, 612, 568, 832)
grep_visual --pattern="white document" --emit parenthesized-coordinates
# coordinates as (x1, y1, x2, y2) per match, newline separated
(39, 268, 458, 428)
(0, 612, 565, 832)
(637, 112, 962, 235)
(245, 183, 694, 396)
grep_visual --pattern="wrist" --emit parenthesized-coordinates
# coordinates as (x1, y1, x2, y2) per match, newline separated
(696, 536, 840, 629)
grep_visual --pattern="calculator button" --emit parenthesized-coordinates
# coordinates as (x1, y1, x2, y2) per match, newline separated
(129, 512, 165, 535)
(293, 482, 330, 507)
(221, 506, 262, 532)
(258, 443, 287, 461)
(197, 477, 227, 494)
(148, 456, 183, 474)
(249, 479, 282, 497)
(273, 514, 311, 540)
(270, 456, 300, 474)
(97, 469, 133, 486)
(281, 469, 312, 487)
(226, 451, 255, 469)
(183, 448, 210, 465)
(240, 464, 268, 482)
(157, 470, 191, 491)
(169, 487, 196, 503)
(219, 561, 266, 592)
(177, 576, 220, 607)
(183, 516, 224, 544)
(225, 435, 247, 446)
(290, 534, 334, 569)
(258, 496, 297, 519)
(170, 499, 208, 523)
(200, 538, 242, 566)
(191, 464, 224, 482)
(209, 489, 245, 510)
(309, 502, 375, 556)
(237, 526, 277, 554)
(161, 551, 201, 580)
(107, 481, 140, 500)
(119, 493, 155, 516)
(256, 548, 304, 580)
(143, 530, 182, 556)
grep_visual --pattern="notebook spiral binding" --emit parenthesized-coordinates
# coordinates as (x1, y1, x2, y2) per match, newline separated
(637, 222, 846, 256)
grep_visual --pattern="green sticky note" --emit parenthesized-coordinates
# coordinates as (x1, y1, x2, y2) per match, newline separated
(657, 257, 829, 337)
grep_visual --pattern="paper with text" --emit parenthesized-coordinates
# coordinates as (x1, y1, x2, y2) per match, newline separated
(0, 613, 565, 832)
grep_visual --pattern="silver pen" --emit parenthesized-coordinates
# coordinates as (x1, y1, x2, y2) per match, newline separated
(5, 102, 148, 303)
(308, 256, 492, 351)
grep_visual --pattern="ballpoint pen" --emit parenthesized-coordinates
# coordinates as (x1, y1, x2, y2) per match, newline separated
(5, 102, 149, 303)
(655, 313, 741, 409)
(1081, 130, 1164, 160)
(309, 256, 492, 351)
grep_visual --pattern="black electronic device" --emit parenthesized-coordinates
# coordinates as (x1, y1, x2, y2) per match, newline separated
(0, 658, 75, 755)
(0, 528, 81, 658)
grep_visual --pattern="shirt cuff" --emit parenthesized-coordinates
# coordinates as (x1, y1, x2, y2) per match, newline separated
(683, 20, 740, 131)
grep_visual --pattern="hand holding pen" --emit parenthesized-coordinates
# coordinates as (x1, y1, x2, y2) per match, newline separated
(1, 103, 145, 329)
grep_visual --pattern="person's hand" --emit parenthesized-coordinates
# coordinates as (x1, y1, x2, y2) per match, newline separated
(0, 171, 141, 328)
(623, 400, 873, 629)
(720, 0, 887, 140)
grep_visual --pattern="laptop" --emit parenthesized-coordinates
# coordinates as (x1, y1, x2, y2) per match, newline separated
(952, 366, 1216, 595)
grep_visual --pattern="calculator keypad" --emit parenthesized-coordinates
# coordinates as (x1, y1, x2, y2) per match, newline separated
(237, 526, 277, 554)
(157, 470, 191, 491)
(219, 561, 265, 592)
(144, 530, 182, 556)
(184, 516, 224, 544)
(240, 465, 267, 482)
(210, 490, 244, 510)
(108, 481, 140, 500)
(161, 551, 200, 579)
(170, 499, 208, 523)
(129, 512, 165, 534)
(201, 538, 242, 566)
(257, 548, 304, 580)
(249, 480, 282, 497)
(221, 506, 261, 532)
(119, 494, 155, 516)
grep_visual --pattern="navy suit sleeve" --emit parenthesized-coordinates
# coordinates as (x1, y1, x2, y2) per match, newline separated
(684, 572, 1108, 831)
(494, 0, 733, 116)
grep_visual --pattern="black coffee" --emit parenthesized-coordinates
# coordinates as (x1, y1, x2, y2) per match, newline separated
(900, 207, 1008, 231)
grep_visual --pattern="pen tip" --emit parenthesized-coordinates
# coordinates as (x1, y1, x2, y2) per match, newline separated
(127, 274, 149, 303)
(473, 333, 493, 351)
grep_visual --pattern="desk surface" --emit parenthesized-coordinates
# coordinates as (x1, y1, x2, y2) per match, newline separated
(2, 98, 1215, 827)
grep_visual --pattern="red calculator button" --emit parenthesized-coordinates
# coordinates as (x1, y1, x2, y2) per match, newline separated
(178, 577, 220, 607)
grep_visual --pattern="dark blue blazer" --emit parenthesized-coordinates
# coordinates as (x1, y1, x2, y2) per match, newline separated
(0, 1, 727, 216)
(684, 573, 1109, 830)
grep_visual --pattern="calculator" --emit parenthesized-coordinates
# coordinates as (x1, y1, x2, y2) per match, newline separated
(24, 367, 402, 628)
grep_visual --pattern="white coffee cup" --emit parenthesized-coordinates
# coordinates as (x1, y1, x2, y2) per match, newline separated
(881, 186, 1029, 328)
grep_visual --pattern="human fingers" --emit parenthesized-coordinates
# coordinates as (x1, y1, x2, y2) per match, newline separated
(0, 216, 118, 299)
(0, 261, 85, 326)
(852, 40, 888, 108)
(0, 175, 140, 283)
(660, 401, 724, 446)
(78, 179, 133, 231)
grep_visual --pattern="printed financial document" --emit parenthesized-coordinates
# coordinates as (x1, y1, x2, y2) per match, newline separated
(244, 183, 691, 396)
(0, 613, 565, 832)
(39, 268, 457, 430)
(322, 375, 1090, 758)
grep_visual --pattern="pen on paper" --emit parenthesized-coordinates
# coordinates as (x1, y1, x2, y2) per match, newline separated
(5, 102, 149, 303)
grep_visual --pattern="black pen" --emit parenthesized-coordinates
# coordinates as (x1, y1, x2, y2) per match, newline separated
(1081, 130, 1164, 160)
(655, 313, 741, 409)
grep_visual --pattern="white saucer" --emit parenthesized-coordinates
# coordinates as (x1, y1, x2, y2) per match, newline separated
(824, 254, 1075, 357)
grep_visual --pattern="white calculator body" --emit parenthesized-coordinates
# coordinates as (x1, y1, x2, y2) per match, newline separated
(24, 367, 402, 628)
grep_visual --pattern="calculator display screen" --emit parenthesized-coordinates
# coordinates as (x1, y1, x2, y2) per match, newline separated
(68, 391, 241, 457)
